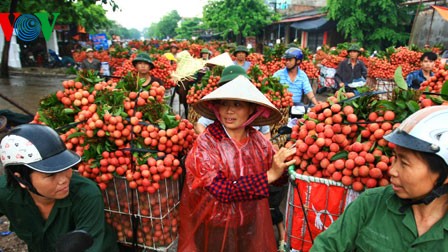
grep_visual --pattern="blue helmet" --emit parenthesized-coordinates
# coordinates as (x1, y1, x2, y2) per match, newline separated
(283, 47, 303, 61)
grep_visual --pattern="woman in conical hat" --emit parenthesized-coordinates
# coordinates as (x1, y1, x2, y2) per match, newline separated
(178, 75, 296, 252)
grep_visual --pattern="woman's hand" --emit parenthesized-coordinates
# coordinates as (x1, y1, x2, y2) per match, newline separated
(267, 147, 296, 183)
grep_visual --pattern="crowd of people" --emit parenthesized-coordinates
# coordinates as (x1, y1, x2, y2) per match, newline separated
(0, 42, 447, 252)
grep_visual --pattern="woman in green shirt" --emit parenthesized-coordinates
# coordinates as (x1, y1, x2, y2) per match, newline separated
(311, 106, 448, 251)
(0, 124, 118, 252)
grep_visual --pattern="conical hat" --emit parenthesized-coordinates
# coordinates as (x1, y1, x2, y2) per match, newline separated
(205, 52, 234, 67)
(193, 75, 282, 126)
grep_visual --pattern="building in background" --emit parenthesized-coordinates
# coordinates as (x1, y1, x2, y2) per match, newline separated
(263, 0, 344, 52)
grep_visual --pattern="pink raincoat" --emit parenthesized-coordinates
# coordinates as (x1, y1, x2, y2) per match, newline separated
(178, 125, 277, 252)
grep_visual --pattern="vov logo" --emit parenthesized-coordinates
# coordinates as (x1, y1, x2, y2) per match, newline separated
(0, 12, 59, 42)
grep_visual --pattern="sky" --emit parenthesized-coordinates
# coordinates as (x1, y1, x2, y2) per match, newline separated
(104, 0, 208, 31)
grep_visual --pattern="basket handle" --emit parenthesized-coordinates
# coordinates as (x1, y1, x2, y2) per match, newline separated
(288, 166, 349, 188)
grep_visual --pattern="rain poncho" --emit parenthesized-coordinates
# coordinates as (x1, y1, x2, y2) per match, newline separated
(178, 122, 277, 252)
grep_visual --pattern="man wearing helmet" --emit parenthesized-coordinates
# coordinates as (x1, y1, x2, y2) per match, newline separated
(132, 53, 164, 88)
(233, 45, 252, 71)
(200, 48, 212, 61)
(311, 106, 448, 251)
(273, 47, 319, 109)
(0, 124, 118, 252)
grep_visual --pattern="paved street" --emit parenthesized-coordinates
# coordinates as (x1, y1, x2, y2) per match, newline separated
(0, 70, 70, 115)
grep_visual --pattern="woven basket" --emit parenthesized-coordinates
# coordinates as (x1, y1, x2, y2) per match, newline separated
(269, 107, 290, 147)
(270, 107, 289, 136)
(188, 106, 201, 124)
(366, 77, 395, 100)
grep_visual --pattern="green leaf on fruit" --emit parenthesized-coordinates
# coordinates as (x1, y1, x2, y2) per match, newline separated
(376, 100, 396, 111)
(429, 95, 444, 105)
(441, 80, 448, 101)
(395, 110, 408, 122)
(330, 151, 348, 161)
(406, 100, 420, 113)
(394, 66, 408, 90)
(396, 100, 407, 109)
(66, 132, 85, 140)
(158, 121, 166, 130)
(356, 133, 362, 143)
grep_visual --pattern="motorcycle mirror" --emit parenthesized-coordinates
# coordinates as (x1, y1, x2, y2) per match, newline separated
(55, 230, 93, 252)
(277, 126, 292, 135)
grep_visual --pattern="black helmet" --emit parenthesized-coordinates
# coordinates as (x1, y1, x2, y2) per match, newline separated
(0, 124, 81, 173)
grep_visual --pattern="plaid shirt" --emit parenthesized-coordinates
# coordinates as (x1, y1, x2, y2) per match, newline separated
(204, 122, 270, 203)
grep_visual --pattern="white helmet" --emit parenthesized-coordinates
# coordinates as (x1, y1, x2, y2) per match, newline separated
(384, 106, 448, 208)
(384, 106, 448, 166)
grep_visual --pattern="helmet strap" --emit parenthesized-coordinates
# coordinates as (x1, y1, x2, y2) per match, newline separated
(399, 183, 448, 213)
(242, 106, 270, 127)
(14, 176, 45, 197)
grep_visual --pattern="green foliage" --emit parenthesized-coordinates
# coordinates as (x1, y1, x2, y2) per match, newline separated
(175, 17, 207, 40)
(157, 10, 182, 39)
(127, 28, 142, 40)
(38, 94, 75, 129)
(71, 2, 112, 33)
(394, 66, 408, 90)
(145, 23, 161, 39)
(326, 0, 414, 49)
(203, 0, 278, 40)
(0, 0, 116, 34)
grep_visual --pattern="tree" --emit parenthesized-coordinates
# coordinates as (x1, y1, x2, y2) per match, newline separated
(326, 0, 415, 49)
(128, 28, 141, 40)
(0, 0, 118, 78)
(157, 10, 181, 39)
(69, 2, 112, 34)
(175, 17, 206, 40)
(107, 21, 130, 39)
(203, 0, 278, 44)
(145, 23, 161, 39)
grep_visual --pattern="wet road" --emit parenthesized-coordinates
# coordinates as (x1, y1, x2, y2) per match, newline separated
(0, 73, 186, 118)
(0, 74, 68, 115)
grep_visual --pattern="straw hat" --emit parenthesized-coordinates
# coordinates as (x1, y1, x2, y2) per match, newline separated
(193, 75, 282, 126)
(205, 52, 234, 67)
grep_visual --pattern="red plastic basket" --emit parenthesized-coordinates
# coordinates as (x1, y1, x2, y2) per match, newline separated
(285, 172, 359, 252)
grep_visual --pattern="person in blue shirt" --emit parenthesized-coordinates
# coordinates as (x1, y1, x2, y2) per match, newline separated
(273, 47, 319, 106)
(233, 45, 252, 71)
(406, 51, 437, 89)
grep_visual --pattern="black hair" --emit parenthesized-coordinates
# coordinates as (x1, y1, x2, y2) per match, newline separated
(418, 151, 448, 187)
(420, 52, 438, 62)
(5, 164, 34, 189)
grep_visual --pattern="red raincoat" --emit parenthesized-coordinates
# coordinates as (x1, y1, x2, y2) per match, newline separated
(178, 123, 277, 252)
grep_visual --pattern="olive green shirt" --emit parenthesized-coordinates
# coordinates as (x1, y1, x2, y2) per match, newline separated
(311, 185, 448, 251)
(0, 173, 118, 252)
